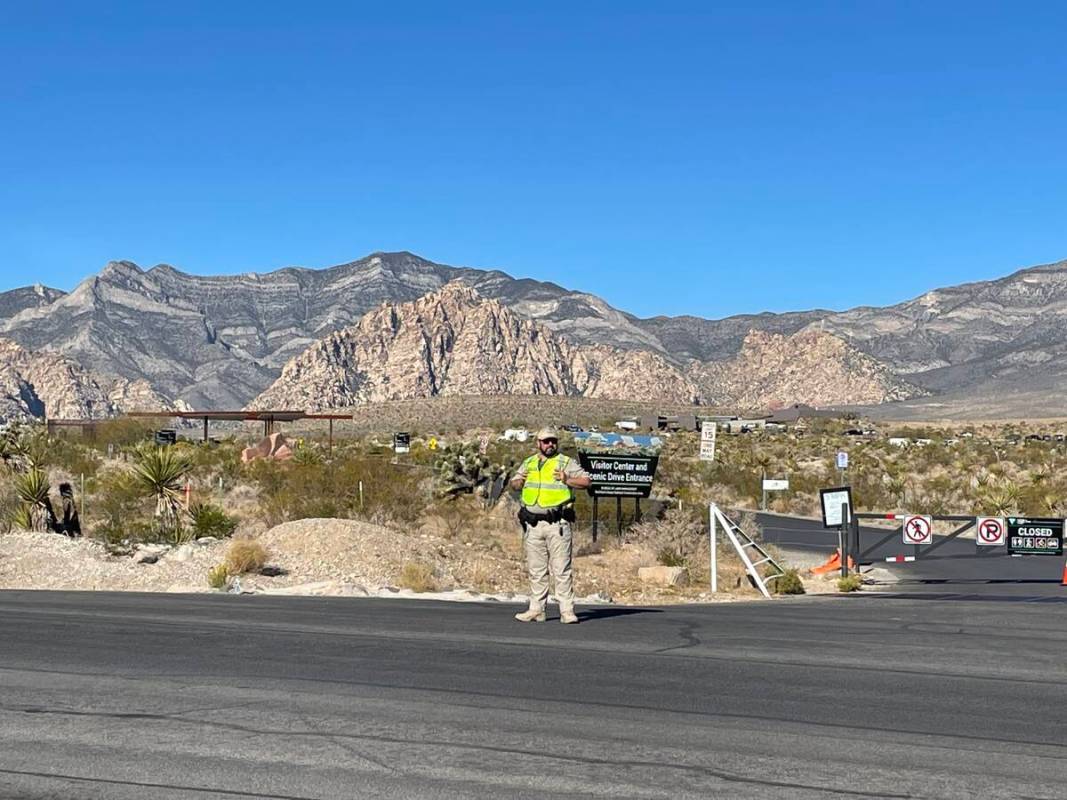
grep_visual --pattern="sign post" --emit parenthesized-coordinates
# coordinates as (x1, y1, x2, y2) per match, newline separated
(840, 502, 850, 578)
(836, 451, 848, 485)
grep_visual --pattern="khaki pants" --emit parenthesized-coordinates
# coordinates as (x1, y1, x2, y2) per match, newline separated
(523, 519, 575, 612)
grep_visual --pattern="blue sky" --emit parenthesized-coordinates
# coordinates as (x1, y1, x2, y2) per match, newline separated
(2, 1, 1066, 318)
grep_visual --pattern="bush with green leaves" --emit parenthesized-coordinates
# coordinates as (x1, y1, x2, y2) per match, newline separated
(773, 568, 805, 595)
(837, 574, 863, 593)
(207, 563, 231, 590)
(189, 503, 238, 539)
(245, 451, 431, 527)
(89, 467, 153, 544)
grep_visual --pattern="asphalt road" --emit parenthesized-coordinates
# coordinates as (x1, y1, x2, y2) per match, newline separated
(754, 511, 1067, 597)
(3, 591, 1067, 799)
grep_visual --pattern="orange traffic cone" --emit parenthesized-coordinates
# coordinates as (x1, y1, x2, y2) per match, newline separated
(812, 550, 842, 575)
(812, 549, 856, 575)
(1061, 560, 1067, 586)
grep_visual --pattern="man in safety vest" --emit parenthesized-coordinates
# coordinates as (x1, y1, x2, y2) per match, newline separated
(509, 427, 591, 623)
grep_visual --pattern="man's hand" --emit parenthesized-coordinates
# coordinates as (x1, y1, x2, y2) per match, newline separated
(553, 467, 566, 485)
(509, 474, 526, 491)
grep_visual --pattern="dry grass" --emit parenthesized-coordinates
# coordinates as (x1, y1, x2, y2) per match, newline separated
(225, 538, 270, 575)
(398, 561, 438, 593)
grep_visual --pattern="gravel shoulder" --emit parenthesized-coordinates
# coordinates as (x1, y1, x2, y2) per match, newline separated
(0, 518, 783, 604)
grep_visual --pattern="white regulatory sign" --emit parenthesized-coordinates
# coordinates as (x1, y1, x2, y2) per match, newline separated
(820, 486, 852, 529)
(902, 514, 933, 545)
(699, 421, 717, 462)
(836, 451, 849, 470)
(762, 479, 789, 491)
(975, 516, 1006, 547)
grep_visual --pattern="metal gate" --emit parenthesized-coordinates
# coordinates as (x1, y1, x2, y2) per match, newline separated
(835, 513, 1060, 578)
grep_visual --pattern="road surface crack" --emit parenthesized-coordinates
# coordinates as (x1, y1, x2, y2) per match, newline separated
(3, 705, 921, 798)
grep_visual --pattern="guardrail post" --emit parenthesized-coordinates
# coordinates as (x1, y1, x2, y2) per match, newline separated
(709, 503, 718, 594)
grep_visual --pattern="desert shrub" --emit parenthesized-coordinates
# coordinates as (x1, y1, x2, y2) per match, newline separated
(399, 561, 437, 593)
(189, 503, 238, 539)
(187, 440, 244, 486)
(247, 454, 431, 527)
(45, 436, 102, 480)
(89, 467, 154, 543)
(225, 538, 270, 574)
(627, 507, 707, 569)
(0, 477, 18, 533)
(291, 442, 325, 466)
(837, 574, 863, 593)
(574, 538, 603, 557)
(656, 547, 688, 567)
(92, 418, 157, 449)
(773, 568, 805, 595)
(207, 564, 231, 590)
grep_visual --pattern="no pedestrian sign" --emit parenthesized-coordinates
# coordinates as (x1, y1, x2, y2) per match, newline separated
(902, 514, 933, 545)
(975, 517, 1006, 547)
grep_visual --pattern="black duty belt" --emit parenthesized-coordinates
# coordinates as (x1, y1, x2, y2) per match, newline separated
(519, 505, 576, 526)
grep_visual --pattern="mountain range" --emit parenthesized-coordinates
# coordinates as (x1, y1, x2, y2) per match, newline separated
(0, 251, 1063, 420)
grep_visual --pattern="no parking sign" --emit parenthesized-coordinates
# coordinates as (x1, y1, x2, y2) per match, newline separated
(975, 517, 1006, 547)
(902, 514, 933, 545)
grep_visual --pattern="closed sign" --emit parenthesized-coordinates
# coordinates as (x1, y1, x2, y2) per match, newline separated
(1006, 518, 1064, 556)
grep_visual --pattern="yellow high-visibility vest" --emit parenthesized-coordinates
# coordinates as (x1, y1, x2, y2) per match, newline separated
(520, 454, 574, 508)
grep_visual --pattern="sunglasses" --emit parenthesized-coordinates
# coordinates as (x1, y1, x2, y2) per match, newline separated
(538, 438, 558, 444)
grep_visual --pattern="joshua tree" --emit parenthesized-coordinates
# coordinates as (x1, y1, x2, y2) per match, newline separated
(885, 475, 908, 508)
(433, 442, 513, 505)
(131, 445, 193, 543)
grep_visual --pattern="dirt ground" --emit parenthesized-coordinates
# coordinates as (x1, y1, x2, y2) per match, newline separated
(0, 513, 815, 603)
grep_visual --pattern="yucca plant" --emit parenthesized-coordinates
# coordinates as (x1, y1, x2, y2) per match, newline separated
(131, 445, 193, 544)
(1, 425, 49, 475)
(13, 468, 57, 532)
(291, 442, 324, 466)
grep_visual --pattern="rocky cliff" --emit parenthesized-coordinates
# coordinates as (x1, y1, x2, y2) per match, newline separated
(251, 284, 700, 410)
(0, 339, 178, 422)
(690, 330, 925, 411)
